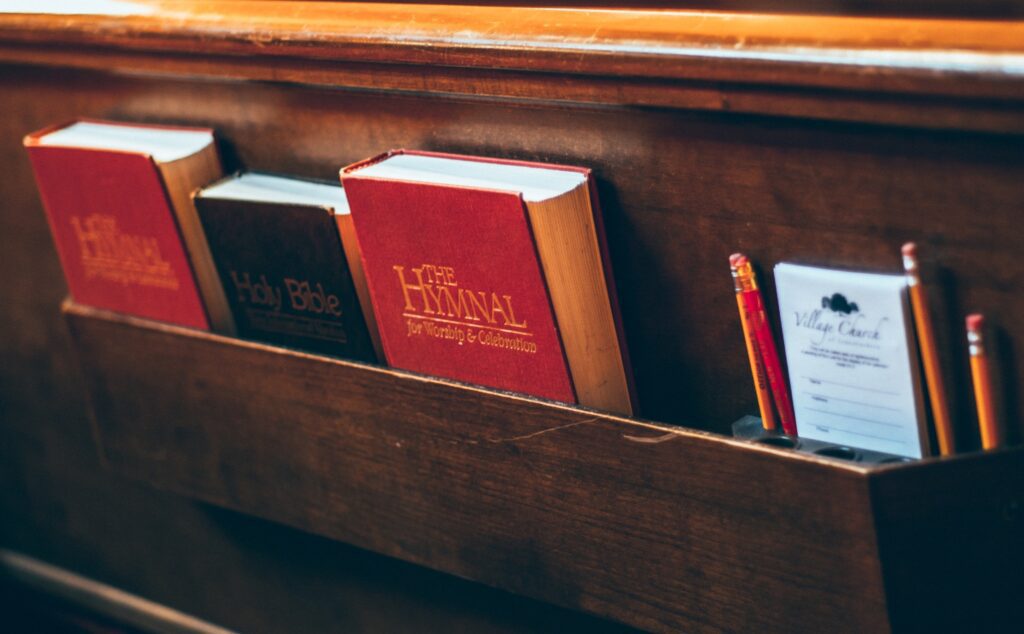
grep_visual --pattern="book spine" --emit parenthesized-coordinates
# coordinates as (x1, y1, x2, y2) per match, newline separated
(336, 213, 384, 362)
(159, 148, 233, 334)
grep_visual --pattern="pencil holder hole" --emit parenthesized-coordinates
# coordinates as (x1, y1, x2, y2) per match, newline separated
(814, 446, 859, 461)
(877, 456, 913, 464)
(756, 436, 798, 449)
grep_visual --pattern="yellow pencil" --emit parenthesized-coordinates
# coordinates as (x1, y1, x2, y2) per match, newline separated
(731, 254, 777, 431)
(967, 314, 1001, 450)
(902, 243, 954, 455)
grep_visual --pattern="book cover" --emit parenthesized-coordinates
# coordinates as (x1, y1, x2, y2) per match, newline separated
(342, 156, 577, 403)
(774, 263, 929, 458)
(196, 194, 378, 362)
(25, 125, 211, 329)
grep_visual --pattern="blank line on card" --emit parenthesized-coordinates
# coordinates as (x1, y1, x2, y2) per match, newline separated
(805, 393, 900, 412)
(801, 376, 899, 396)
(804, 407, 902, 428)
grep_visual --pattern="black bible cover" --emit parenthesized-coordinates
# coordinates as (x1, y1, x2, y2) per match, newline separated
(196, 187, 378, 362)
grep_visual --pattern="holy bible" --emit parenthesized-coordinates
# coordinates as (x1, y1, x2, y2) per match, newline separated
(196, 173, 380, 362)
(24, 120, 232, 332)
(342, 150, 635, 415)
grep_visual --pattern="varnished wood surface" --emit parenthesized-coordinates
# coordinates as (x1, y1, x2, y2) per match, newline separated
(869, 450, 1024, 632)
(2, 6, 1024, 630)
(262, 0, 1024, 19)
(2, 3, 1024, 132)
(64, 301, 1024, 632)
(0, 65, 641, 634)
(65, 301, 893, 633)
(3, 62, 1023, 455)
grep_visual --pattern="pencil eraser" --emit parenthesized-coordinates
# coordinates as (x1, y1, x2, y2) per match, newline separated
(966, 313, 985, 332)
(901, 242, 918, 258)
(729, 253, 747, 268)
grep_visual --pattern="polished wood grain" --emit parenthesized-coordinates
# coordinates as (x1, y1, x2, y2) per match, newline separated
(1, 3, 1024, 132)
(266, 0, 1024, 18)
(869, 450, 1024, 632)
(64, 301, 1024, 633)
(3, 4, 1024, 632)
(4, 60, 1024, 447)
(0, 66, 638, 634)
(65, 301, 892, 633)
(227, 0, 1024, 17)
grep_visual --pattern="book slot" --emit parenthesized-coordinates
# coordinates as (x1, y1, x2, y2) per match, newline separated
(61, 299, 1024, 633)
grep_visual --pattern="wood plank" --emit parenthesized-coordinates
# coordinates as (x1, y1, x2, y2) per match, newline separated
(66, 301, 893, 634)
(218, 0, 1024, 18)
(2, 3, 1024, 131)
(869, 449, 1024, 632)
(2, 43, 1024, 135)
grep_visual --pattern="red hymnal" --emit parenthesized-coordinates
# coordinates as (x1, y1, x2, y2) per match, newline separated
(342, 150, 635, 414)
(25, 120, 228, 330)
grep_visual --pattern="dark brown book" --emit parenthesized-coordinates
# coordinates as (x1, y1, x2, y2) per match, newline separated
(195, 173, 379, 362)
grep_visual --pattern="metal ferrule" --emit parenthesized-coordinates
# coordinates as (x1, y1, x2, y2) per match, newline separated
(730, 268, 743, 293)
(903, 255, 920, 287)
(732, 262, 758, 293)
(968, 329, 984, 356)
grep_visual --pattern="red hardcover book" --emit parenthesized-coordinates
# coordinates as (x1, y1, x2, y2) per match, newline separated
(25, 120, 227, 330)
(342, 151, 635, 414)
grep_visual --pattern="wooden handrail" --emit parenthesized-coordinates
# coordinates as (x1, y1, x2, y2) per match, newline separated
(2, 2, 1024, 131)
(0, 2, 1023, 98)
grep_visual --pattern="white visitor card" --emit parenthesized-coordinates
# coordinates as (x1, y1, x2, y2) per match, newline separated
(774, 263, 929, 458)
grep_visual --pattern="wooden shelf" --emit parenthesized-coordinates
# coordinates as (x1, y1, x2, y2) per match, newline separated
(65, 301, 1024, 633)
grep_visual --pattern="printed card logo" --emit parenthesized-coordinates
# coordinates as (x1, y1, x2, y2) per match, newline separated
(72, 214, 178, 289)
(821, 293, 859, 314)
(794, 290, 887, 346)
